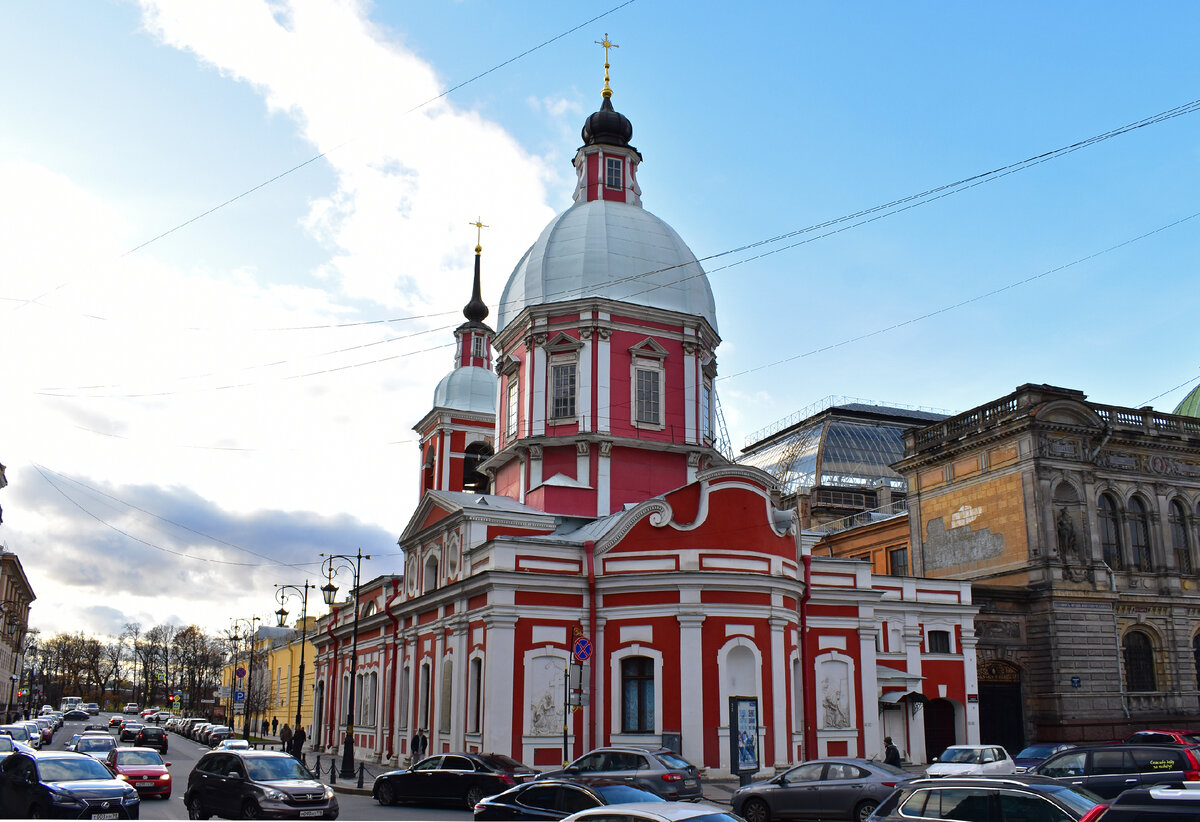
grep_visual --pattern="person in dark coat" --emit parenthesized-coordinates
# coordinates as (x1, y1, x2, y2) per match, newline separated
(280, 723, 292, 752)
(411, 729, 427, 762)
(292, 725, 306, 756)
(272, 717, 278, 736)
(261, 717, 269, 736)
(884, 736, 902, 766)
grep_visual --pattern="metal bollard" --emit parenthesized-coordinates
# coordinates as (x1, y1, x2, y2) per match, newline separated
(357, 762, 365, 789)
(328, 757, 336, 785)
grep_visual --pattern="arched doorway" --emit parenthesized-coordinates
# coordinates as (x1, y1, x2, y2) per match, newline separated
(923, 699, 956, 762)
(978, 660, 1023, 755)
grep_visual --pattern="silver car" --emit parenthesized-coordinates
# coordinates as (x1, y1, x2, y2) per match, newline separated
(540, 747, 703, 802)
(732, 758, 910, 822)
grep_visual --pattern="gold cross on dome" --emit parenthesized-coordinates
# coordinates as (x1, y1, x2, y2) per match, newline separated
(469, 217, 488, 252)
(595, 34, 619, 98)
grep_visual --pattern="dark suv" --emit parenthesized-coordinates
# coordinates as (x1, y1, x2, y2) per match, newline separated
(1030, 743, 1200, 799)
(537, 746, 702, 801)
(134, 725, 168, 753)
(1100, 783, 1200, 819)
(184, 748, 338, 819)
(870, 775, 1108, 822)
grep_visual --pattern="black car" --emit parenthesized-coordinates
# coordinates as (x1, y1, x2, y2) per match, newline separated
(473, 778, 664, 820)
(870, 775, 1108, 822)
(0, 750, 141, 819)
(373, 752, 539, 809)
(184, 748, 337, 820)
(61, 709, 90, 722)
(1031, 743, 1200, 799)
(1100, 783, 1200, 819)
(134, 726, 168, 754)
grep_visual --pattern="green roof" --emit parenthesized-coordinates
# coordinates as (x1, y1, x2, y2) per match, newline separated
(1174, 384, 1200, 418)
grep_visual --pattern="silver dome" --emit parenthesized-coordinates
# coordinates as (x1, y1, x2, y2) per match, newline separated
(497, 200, 718, 333)
(432, 366, 497, 415)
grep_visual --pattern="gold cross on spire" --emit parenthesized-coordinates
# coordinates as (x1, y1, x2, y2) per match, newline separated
(469, 217, 488, 253)
(595, 34, 618, 98)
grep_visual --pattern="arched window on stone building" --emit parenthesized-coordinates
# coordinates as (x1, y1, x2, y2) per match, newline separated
(1127, 497, 1153, 572)
(1123, 631, 1156, 692)
(1098, 493, 1124, 571)
(1170, 500, 1193, 574)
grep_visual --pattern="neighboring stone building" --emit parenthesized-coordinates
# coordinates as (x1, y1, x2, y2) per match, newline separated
(887, 383, 1200, 751)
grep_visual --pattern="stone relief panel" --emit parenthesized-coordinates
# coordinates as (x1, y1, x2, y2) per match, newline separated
(527, 654, 564, 736)
(818, 658, 851, 730)
(923, 517, 1005, 571)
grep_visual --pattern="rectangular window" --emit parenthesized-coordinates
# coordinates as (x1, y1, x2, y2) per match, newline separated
(635, 368, 660, 424)
(701, 380, 712, 441)
(552, 362, 576, 419)
(888, 547, 909, 577)
(472, 336, 485, 359)
(621, 657, 654, 733)
(605, 157, 623, 189)
(506, 381, 518, 438)
(928, 630, 951, 654)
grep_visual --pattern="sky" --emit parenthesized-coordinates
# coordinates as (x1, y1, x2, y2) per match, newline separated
(2, 0, 1199, 639)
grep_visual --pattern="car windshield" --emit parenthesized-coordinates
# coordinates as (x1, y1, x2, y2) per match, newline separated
(77, 737, 116, 753)
(118, 751, 163, 766)
(595, 784, 666, 803)
(656, 751, 694, 769)
(244, 757, 313, 782)
(940, 748, 983, 763)
(477, 753, 525, 771)
(40, 758, 113, 782)
(0, 738, 15, 752)
(1, 727, 29, 741)
(1016, 745, 1060, 759)
(1040, 784, 1103, 814)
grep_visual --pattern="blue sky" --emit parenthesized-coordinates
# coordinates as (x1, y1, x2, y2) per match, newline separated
(2, 0, 1199, 636)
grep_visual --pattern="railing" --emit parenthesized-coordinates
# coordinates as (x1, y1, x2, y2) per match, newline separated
(811, 499, 909, 535)
(746, 395, 954, 447)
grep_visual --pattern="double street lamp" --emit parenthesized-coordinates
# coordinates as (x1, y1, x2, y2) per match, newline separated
(320, 549, 370, 779)
(274, 582, 314, 747)
(229, 617, 261, 740)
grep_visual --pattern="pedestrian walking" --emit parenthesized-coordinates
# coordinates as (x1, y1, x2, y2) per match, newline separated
(884, 736, 901, 766)
(261, 717, 269, 737)
(272, 717, 278, 736)
(411, 728, 427, 761)
(280, 723, 293, 753)
(292, 725, 306, 756)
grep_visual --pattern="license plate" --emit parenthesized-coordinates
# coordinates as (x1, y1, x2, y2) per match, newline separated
(684, 778, 698, 786)
(299, 811, 323, 818)
(91, 815, 118, 820)
(136, 781, 156, 787)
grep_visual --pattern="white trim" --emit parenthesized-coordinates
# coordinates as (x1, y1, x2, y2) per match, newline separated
(579, 333, 593, 431)
(716, 637, 765, 777)
(609, 644, 664, 737)
(684, 342, 697, 443)
(531, 344, 544, 437)
(597, 325, 611, 433)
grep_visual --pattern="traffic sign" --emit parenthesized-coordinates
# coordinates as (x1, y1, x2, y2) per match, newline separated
(234, 690, 246, 703)
(572, 636, 593, 662)
(235, 667, 246, 678)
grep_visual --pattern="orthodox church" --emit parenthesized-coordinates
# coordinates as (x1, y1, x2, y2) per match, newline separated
(311, 58, 979, 775)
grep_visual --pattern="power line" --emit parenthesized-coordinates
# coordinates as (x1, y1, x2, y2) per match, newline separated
(1139, 371, 1200, 408)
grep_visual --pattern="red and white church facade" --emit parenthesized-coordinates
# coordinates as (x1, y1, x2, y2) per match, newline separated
(311, 75, 980, 775)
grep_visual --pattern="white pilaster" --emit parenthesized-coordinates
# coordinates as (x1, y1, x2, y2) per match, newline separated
(683, 341, 697, 443)
(450, 620, 469, 750)
(579, 329, 593, 432)
(482, 613, 518, 754)
(678, 613, 706, 767)
(431, 631, 446, 751)
(597, 316, 611, 433)
(597, 442, 612, 516)
(532, 343, 546, 437)
(858, 619, 881, 761)
(770, 616, 789, 768)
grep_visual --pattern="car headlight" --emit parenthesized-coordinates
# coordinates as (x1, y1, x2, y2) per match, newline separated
(161, 773, 171, 781)
(48, 789, 84, 806)
(324, 785, 335, 799)
(262, 787, 288, 801)
(122, 789, 139, 804)
(115, 773, 129, 781)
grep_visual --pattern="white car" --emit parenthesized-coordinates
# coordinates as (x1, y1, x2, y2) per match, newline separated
(561, 802, 739, 822)
(925, 744, 1015, 777)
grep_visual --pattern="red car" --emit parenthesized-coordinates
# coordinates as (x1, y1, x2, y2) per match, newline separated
(105, 746, 173, 799)
(1123, 729, 1200, 745)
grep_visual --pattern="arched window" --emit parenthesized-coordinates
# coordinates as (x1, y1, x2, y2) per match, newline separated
(1170, 500, 1193, 574)
(1123, 631, 1156, 692)
(467, 657, 483, 734)
(439, 660, 453, 733)
(463, 441, 493, 494)
(621, 656, 655, 733)
(1127, 497, 1153, 572)
(1098, 494, 1124, 570)
(422, 555, 439, 594)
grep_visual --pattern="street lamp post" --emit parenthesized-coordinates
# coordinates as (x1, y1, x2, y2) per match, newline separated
(274, 582, 314, 750)
(230, 617, 260, 740)
(320, 548, 371, 779)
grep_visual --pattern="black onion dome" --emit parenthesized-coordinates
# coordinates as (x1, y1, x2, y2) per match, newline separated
(463, 250, 489, 324)
(582, 96, 633, 147)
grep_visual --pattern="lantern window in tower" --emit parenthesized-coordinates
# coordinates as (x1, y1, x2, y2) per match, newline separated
(605, 156, 623, 190)
(505, 380, 519, 440)
(635, 368, 661, 426)
(551, 361, 577, 420)
(701, 379, 713, 442)
(472, 335, 485, 359)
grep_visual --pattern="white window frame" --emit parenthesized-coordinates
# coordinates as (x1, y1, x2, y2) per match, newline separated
(506, 380, 519, 439)
(472, 335, 485, 359)
(628, 338, 667, 431)
(605, 156, 623, 190)
(549, 357, 578, 422)
(700, 379, 712, 442)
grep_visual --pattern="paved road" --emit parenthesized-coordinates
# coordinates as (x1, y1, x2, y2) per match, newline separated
(48, 716, 473, 820)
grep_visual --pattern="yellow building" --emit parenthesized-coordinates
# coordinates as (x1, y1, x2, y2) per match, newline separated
(260, 618, 317, 743)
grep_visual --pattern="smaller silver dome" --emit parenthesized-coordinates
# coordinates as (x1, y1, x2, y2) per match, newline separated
(432, 366, 497, 415)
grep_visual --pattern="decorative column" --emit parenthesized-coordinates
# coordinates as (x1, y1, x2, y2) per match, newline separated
(960, 630, 981, 744)
(677, 612, 705, 767)
(857, 619, 881, 760)
(449, 618, 469, 751)
(769, 615, 790, 768)
(481, 612, 519, 755)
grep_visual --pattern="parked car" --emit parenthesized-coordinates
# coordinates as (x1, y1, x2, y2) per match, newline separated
(925, 745, 1016, 778)
(0, 724, 37, 749)
(1099, 782, 1200, 819)
(62, 708, 90, 722)
(558, 801, 742, 822)
(215, 738, 251, 750)
(109, 714, 125, 728)
(0, 735, 33, 761)
(0, 750, 141, 819)
(474, 778, 664, 820)
(104, 746, 173, 800)
(1013, 742, 1075, 772)
(123, 703, 140, 714)
(374, 752, 539, 809)
(869, 775, 1107, 822)
(1031, 743, 1200, 799)
(1122, 729, 1200, 745)
(206, 725, 233, 746)
(539, 747, 703, 801)
(74, 733, 118, 762)
(19, 721, 42, 749)
(134, 725, 168, 753)
(85, 702, 100, 715)
(184, 748, 338, 819)
(33, 717, 54, 744)
(730, 758, 909, 822)
(119, 721, 145, 742)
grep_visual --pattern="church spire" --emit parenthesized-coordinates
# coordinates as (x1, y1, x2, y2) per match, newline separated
(464, 218, 489, 324)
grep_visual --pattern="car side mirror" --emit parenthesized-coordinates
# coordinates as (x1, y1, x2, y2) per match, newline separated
(165, 762, 172, 768)
(931, 756, 939, 762)
(227, 771, 242, 779)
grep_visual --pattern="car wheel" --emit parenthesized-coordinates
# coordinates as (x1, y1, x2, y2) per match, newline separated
(464, 785, 486, 809)
(855, 800, 879, 822)
(742, 798, 770, 822)
(186, 796, 211, 819)
(242, 799, 262, 818)
(376, 780, 396, 806)
(27, 805, 44, 819)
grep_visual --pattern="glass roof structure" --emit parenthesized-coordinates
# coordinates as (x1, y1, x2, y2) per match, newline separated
(739, 401, 948, 496)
